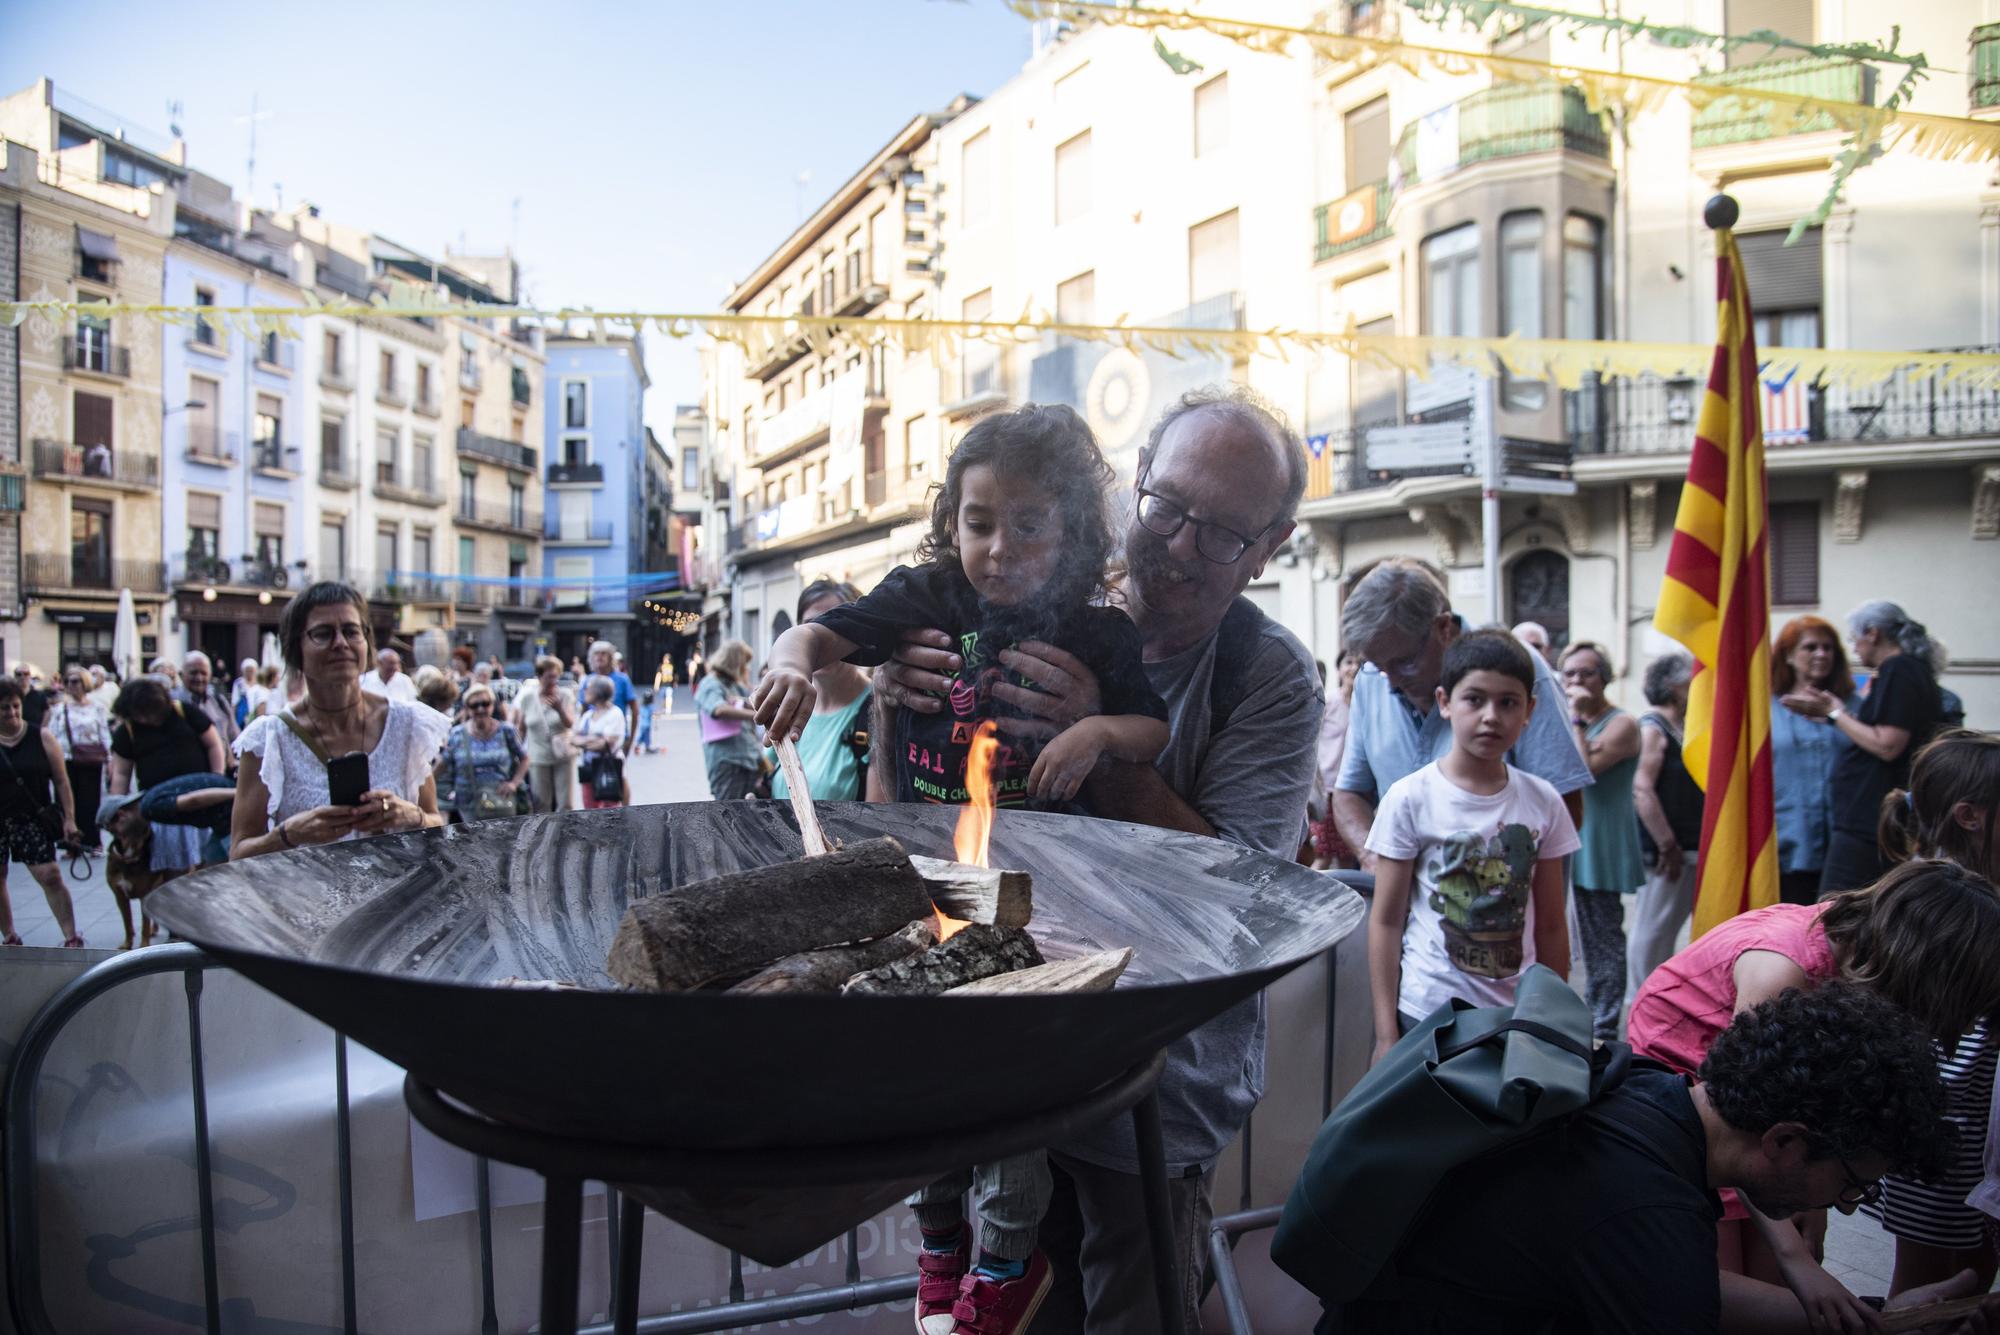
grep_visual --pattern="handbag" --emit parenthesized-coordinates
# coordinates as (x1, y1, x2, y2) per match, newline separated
(0, 740, 69, 843)
(63, 705, 109, 766)
(590, 751, 624, 802)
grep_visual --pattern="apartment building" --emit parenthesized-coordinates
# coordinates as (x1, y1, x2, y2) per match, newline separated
(0, 81, 175, 674)
(0, 159, 20, 665)
(1297, 0, 2000, 719)
(541, 333, 647, 664)
(710, 100, 971, 659)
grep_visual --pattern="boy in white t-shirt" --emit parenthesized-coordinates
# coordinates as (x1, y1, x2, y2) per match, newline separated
(1366, 628, 1580, 1065)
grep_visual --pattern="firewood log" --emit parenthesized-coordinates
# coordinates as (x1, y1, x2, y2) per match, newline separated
(606, 837, 930, 992)
(841, 923, 1044, 996)
(729, 920, 938, 994)
(908, 855, 1033, 929)
(945, 948, 1132, 996)
(1878, 1295, 1994, 1333)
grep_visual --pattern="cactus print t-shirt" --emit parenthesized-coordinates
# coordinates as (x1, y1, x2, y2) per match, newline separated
(1367, 761, 1581, 1018)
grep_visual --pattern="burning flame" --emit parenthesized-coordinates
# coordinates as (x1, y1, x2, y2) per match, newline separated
(940, 721, 1001, 941)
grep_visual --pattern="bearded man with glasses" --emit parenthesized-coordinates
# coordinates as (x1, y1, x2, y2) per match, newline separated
(872, 387, 1327, 1334)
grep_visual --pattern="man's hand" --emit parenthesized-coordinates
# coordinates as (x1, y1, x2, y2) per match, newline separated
(751, 668, 817, 746)
(991, 641, 1103, 744)
(1027, 719, 1106, 802)
(1775, 1249, 1882, 1334)
(871, 628, 961, 715)
(1658, 840, 1685, 882)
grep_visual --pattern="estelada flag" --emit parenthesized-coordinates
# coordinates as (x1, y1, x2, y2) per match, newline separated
(1653, 223, 1779, 937)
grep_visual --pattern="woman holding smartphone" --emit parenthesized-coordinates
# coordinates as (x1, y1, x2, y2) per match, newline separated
(230, 582, 450, 859)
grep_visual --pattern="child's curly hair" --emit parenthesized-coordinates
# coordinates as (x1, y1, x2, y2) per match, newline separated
(917, 403, 1116, 607)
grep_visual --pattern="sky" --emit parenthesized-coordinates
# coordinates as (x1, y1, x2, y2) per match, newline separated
(0, 0, 1033, 429)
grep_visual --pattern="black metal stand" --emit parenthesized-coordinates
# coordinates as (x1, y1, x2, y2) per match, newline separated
(404, 1049, 1184, 1335)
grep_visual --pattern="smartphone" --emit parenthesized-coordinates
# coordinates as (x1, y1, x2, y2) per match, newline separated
(326, 751, 370, 807)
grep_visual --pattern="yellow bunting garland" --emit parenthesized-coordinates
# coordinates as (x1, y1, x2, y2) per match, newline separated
(9, 298, 2000, 392)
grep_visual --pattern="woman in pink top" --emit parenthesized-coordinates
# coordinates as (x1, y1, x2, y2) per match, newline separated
(1628, 859, 2000, 1331)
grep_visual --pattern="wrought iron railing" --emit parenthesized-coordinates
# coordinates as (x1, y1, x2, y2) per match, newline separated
(1313, 178, 1392, 263)
(63, 338, 130, 377)
(1393, 84, 1607, 184)
(1691, 56, 1876, 148)
(24, 554, 167, 593)
(458, 428, 538, 472)
(184, 425, 239, 464)
(458, 498, 542, 533)
(31, 439, 159, 487)
(548, 461, 604, 486)
(1974, 24, 2000, 110)
(545, 515, 614, 543)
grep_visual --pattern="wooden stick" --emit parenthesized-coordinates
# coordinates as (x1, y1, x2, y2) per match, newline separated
(946, 948, 1133, 996)
(775, 736, 829, 856)
(1878, 1295, 1994, 1332)
(908, 855, 1033, 929)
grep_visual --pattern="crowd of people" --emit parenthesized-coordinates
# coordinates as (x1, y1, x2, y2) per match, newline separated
(5, 382, 1997, 1332)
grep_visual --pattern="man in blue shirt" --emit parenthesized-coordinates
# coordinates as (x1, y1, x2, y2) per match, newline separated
(1332, 561, 1591, 869)
(585, 640, 638, 758)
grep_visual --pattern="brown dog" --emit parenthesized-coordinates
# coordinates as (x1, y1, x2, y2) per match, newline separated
(100, 801, 171, 950)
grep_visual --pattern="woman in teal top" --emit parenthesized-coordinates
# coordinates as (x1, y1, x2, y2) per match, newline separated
(1558, 641, 1645, 1041)
(767, 581, 872, 802)
(695, 641, 764, 800)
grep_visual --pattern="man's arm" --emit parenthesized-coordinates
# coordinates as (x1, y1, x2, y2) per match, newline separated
(1632, 723, 1682, 879)
(1091, 761, 1215, 837)
(1332, 789, 1378, 872)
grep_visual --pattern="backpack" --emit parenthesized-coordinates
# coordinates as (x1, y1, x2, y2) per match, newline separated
(1271, 965, 1637, 1307)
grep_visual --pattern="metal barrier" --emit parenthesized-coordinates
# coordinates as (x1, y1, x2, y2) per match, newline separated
(4, 895, 1367, 1334)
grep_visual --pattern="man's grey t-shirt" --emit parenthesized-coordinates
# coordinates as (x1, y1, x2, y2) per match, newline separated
(1059, 604, 1323, 1176)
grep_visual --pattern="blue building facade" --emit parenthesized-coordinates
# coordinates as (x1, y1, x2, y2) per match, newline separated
(540, 336, 648, 665)
(160, 205, 307, 669)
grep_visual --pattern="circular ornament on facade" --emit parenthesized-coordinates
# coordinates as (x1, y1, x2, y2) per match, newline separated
(1085, 347, 1150, 453)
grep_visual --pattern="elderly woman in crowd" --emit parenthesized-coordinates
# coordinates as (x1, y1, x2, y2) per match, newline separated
(1558, 640, 1645, 1043)
(1309, 648, 1361, 869)
(0, 676, 84, 946)
(413, 664, 460, 717)
(515, 655, 578, 813)
(1784, 600, 1946, 894)
(1767, 615, 1859, 904)
(434, 681, 529, 822)
(230, 582, 449, 858)
(696, 639, 763, 801)
(575, 676, 629, 809)
(1626, 652, 1704, 996)
(49, 662, 111, 848)
(108, 675, 228, 873)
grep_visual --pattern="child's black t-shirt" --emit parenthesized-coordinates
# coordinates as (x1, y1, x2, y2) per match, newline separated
(811, 563, 1168, 807)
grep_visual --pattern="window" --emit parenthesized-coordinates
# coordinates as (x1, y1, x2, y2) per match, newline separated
(1724, 0, 1813, 66)
(554, 556, 592, 608)
(1564, 214, 1605, 340)
(193, 287, 217, 345)
(1188, 209, 1241, 307)
(1056, 270, 1096, 332)
(73, 390, 114, 451)
(72, 499, 111, 583)
(188, 376, 221, 456)
(379, 349, 396, 391)
(1194, 74, 1229, 158)
(559, 491, 593, 541)
(1769, 501, 1819, 604)
(961, 289, 999, 399)
(254, 503, 285, 567)
(60, 625, 115, 668)
(319, 518, 346, 577)
(255, 392, 284, 461)
(412, 435, 434, 491)
(743, 609, 762, 659)
(460, 399, 476, 429)
(320, 418, 344, 473)
(1352, 316, 1399, 427)
(681, 446, 700, 492)
(1054, 130, 1092, 226)
(904, 415, 927, 479)
(187, 492, 222, 562)
(564, 380, 588, 429)
(562, 436, 588, 467)
(1345, 97, 1390, 191)
(417, 363, 433, 405)
(376, 428, 398, 486)
(459, 535, 476, 577)
(77, 228, 116, 285)
(375, 525, 398, 581)
(102, 147, 165, 189)
(1421, 224, 1480, 336)
(323, 329, 343, 376)
(76, 310, 111, 371)
(508, 482, 526, 528)
(1499, 212, 1545, 409)
(260, 331, 282, 366)
(460, 469, 477, 513)
(411, 530, 433, 585)
(1739, 227, 1823, 338)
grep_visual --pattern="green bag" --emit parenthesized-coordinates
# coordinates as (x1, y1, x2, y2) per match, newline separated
(1271, 965, 1630, 1306)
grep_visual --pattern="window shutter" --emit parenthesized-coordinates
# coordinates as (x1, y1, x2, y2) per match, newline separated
(1188, 209, 1241, 306)
(73, 391, 114, 447)
(255, 502, 286, 537)
(1345, 98, 1390, 190)
(188, 492, 222, 530)
(1724, 0, 1815, 65)
(1736, 227, 1822, 313)
(1769, 500, 1819, 605)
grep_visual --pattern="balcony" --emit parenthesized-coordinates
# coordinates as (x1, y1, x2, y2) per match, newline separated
(372, 474, 444, 507)
(1691, 57, 1877, 149)
(457, 428, 538, 474)
(508, 320, 538, 349)
(413, 386, 442, 418)
(25, 554, 166, 595)
(63, 338, 130, 379)
(1314, 179, 1392, 263)
(747, 293, 817, 381)
(319, 359, 352, 393)
(1974, 24, 2000, 111)
(253, 438, 301, 476)
(457, 498, 542, 536)
(1565, 349, 2000, 456)
(255, 340, 296, 376)
(184, 426, 239, 467)
(548, 461, 604, 486)
(511, 366, 532, 408)
(376, 376, 408, 409)
(32, 439, 159, 490)
(544, 514, 614, 545)
(756, 365, 889, 467)
(169, 553, 299, 591)
(319, 454, 358, 490)
(1392, 84, 1608, 187)
(833, 256, 885, 317)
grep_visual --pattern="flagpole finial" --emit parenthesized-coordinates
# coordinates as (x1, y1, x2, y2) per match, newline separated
(1704, 194, 1740, 231)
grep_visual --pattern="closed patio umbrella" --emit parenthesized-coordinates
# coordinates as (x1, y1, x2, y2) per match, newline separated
(113, 588, 140, 682)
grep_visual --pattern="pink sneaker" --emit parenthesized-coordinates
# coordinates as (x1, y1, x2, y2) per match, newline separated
(950, 1250, 1051, 1335)
(914, 1232, 970, 1335)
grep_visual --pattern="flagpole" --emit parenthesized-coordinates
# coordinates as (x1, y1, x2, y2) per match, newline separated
(1705, 192, 1738, 234)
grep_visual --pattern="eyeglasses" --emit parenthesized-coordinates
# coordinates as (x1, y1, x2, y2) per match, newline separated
(303, 624, 369, 648)
(1835, 1153, 1884, 1207)
(1134, 487, 1278, 566)
(467, 701, 493, 711)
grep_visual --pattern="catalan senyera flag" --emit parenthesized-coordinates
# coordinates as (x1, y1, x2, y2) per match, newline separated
(1654, 226, 1779, 938)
